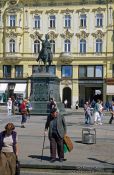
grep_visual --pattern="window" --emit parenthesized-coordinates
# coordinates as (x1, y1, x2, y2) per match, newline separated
(87, 66, 94, 77)
(49, 15, 55, 28)
(113, 65, 114, 77)
(9, 15, 16, 27)
(79, 65, 103, 78)
(9, 39, 15, 53)
(64, 15, 71, 28)
(80, 39, 86, 54)
(80, 14, 86, 28)
(50, 40, 55, 53)
(49, 66, 56, 75)
(79, 66, 86, 78)
(3, 65, 11, 78)
(15, 65, 23, 78)
(96, 39, 102, 53)
(34, 15, 40, 28)
(34, 40, 40, 53)
(96, 14, 103, 27)
(64, 39, 71, 52)
(95, 66, 103, 77)
(62, 66, 72, 78)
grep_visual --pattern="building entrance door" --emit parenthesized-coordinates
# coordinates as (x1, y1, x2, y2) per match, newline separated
(63, 87, 71, 108)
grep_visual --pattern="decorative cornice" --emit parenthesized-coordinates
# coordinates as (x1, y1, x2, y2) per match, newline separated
(46, 9, 59, 14)
(47, 31, 58, 39)
(92, 30, 105, 38)
(60, 8, 74, 14)
(92, 7, 106, 13)
(76, 8, 90, 13)
(76, 31, 89, 38)
(7, 7, 22, 13)
(30, 10, 43, 14)
(6, 31, 22, 37)
(60, 29, 74, 39)
(30, 31, 43, 39)
(59, 52, 73, 64)
(9, 0, 19, 5)
(61, 80, 72, 85)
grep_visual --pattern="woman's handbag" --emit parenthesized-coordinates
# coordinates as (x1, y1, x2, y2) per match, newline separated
(15, 158, 20, 175)
(64, 135, 73, 152)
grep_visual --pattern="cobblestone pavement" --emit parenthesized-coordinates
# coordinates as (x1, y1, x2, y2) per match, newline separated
(0, 107, 114, 173)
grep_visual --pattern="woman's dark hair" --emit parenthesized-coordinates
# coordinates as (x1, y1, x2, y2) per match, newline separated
(5, 123, 15, 130)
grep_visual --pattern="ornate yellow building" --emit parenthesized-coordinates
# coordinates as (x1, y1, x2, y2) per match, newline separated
(0, 0, 114, 107)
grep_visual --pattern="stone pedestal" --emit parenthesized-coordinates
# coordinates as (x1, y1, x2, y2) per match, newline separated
(30, 68, 65, 115)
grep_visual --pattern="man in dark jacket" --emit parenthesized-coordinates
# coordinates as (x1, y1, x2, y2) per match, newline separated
(45, 108, 66, 162)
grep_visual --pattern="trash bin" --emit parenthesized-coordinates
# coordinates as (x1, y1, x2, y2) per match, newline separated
(82, 127, 96, 144)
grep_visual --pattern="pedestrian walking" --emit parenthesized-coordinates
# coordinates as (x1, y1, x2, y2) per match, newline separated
(20, 99, 28, 128)
(64, 99, 68, 108)
(7, 98, 12, 117)
(45, 108, 67, 162)
(47, 98, 57, 113)
(109, 101, 114, 124)
(99, 100, 104, 125)
(26, 98, 32, 118)
(0, 123, 19, 175)
(84, 101, 91, 124)
(75, 100, 79, 110)
(93, 99, 102, 125)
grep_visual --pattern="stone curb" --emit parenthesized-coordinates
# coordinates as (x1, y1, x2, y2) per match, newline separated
(20, 164, 114, 173)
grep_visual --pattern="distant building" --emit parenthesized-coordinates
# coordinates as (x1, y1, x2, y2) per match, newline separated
(0, 0, 114, 106)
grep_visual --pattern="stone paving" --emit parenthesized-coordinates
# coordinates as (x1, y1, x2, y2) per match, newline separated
(0, 107, 114, 172)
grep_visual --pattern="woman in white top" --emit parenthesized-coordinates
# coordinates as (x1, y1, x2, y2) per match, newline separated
(0, 123, 19, 175)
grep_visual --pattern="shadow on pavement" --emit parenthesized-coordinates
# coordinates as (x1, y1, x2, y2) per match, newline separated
(74, 140, 82, 143)
(88, 158, 114, 166)
(28, 155, 50, 161)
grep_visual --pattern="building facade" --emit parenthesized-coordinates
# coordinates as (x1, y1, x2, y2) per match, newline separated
(0, 0, 114, 107)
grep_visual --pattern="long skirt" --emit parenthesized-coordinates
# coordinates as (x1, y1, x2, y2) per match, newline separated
(0, 152, 16, 175)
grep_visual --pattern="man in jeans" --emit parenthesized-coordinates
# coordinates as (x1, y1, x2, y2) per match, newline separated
(84, 101, 91, 124)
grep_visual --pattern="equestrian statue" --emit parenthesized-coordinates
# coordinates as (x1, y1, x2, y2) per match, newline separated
(36, 34, 53, 66)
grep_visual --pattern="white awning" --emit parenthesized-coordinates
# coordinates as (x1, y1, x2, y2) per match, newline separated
(0, 83, 8, 93)
(107, 85, 114, 95)
(14, 83, 26, 94)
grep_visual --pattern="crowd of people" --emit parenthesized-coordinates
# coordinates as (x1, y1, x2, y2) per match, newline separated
(7, 97, 32, 128)
(0, 96, 114, 174)
(84, 99, 114, 125)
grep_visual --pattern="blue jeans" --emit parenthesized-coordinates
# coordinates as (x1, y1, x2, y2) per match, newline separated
(85, 114, 91, 124)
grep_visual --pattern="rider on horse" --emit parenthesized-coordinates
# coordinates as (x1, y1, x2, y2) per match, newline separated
(36, 34, 53, 66)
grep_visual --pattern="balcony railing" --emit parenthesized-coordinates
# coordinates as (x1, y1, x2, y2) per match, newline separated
(59, 52, 73, 63)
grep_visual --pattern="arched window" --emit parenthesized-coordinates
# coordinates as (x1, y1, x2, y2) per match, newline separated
(96, 39, 102, 53)
(64, 39, 71, 52)
(80, 39, 86, 54)
(9, 39, 15, 52)
(50, 40, 55, 53)
(34, 40, 40, 53)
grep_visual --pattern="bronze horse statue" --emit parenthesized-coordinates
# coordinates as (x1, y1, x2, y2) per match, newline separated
(36, 34, 53, 66)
